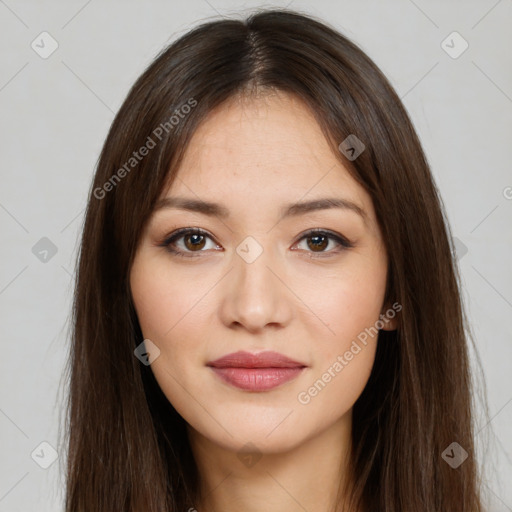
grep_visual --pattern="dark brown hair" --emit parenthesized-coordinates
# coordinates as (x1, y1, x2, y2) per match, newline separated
(60, 8, 489, 511)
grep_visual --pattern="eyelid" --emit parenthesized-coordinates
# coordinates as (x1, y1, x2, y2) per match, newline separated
(159, 227, 353, 258)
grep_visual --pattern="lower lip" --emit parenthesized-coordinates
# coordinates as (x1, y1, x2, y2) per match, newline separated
(210, 367, 305, 391)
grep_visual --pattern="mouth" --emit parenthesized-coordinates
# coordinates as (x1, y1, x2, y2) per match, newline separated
(206, 350, 307, 392)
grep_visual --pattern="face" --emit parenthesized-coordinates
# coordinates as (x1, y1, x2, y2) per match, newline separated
(129, 91, 397, 454)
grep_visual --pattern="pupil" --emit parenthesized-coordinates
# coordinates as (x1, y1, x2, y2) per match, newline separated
(185, 234, 205, 250)
(308, 235, 327, 251)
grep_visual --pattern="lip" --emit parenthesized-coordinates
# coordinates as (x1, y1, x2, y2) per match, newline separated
(206, 350, 307, 392)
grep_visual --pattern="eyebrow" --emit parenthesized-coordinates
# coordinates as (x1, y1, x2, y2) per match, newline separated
(154, 196, 367, 223)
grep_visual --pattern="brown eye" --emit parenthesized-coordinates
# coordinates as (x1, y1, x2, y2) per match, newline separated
(293, 229, 353, 257)
(183, 233, 207, 251)
(161, 228, 220, 258)
(306, 234, 329, 252)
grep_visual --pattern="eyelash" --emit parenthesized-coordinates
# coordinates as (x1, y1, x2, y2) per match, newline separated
(159, 227, 354, 259)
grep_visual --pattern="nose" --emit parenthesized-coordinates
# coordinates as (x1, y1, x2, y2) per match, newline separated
(218, 242, 294, 333)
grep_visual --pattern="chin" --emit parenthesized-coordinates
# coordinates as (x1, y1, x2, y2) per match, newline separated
(186, 412, 308, 454)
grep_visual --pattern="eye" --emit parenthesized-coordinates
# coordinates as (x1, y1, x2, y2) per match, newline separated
(292, 229, 353, 257)
(160, 228, 221, 258)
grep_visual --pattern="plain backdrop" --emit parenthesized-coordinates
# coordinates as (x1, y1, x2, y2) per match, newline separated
(0, 0, 511, 510)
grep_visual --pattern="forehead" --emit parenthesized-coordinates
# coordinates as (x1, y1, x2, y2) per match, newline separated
(162, 91, 375, 226)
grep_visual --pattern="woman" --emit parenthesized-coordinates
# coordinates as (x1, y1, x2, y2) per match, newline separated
(63, 8, 488, 511)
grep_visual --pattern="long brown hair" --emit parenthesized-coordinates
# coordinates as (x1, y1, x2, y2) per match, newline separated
(60, 8, 489, 511)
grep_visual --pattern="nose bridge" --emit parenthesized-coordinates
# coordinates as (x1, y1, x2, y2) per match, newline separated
(220, 234, 292, 330)
(236, 237, 274, 293)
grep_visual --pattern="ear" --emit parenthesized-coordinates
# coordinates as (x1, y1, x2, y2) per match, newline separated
(379, 301, 400, 331)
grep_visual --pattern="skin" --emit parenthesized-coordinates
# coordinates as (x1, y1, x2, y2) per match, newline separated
(130, 90, 397, 512)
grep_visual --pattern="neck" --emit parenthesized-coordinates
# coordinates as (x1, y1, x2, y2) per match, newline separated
(187, 413, 355, 512)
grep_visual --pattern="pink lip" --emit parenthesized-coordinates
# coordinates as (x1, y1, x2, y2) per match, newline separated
(207, 351, 307, 391)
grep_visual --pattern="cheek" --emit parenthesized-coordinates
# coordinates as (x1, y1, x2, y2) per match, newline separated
(129, 254, 216, 387)
(293, 255, 386, 410)
(130, 254, 207, 341)
(130, 258, 209, 415)
(304, 284, 380, 386)
(296, 342, 377, 430)
(292, 271, 384, 419)
(299, 256, 387, 351)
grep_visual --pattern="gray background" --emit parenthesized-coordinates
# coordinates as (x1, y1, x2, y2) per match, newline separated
(0, 0, 511, 510)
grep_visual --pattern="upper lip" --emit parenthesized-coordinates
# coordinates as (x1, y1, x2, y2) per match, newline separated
(207, 350, 307, 369)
